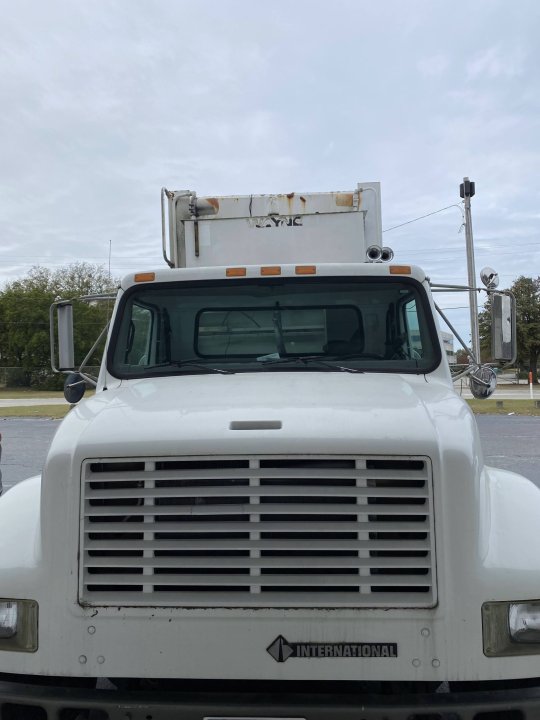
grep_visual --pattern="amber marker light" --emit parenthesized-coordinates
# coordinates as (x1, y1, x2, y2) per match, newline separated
(295, 265, 317, 275)
(134, 272, 156, 283)
(226, 267, 247, 277)
(260, 266, 281, 276)
(389, 265, 412, 275)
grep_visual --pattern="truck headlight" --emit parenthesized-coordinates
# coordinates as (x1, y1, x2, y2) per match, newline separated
(0, 599, 38, 652)
(483, 600, 540, 657)
(0, 602, 17, 638)
(509, 603, 540, 643)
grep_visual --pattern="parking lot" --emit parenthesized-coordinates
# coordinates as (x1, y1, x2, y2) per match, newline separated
(1, 414, 539, 492)
(1, 418, 61, 491)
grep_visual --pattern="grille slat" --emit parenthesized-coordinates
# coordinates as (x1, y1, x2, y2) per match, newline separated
(86, 485, 428, 500)
(84, 502, 429, 517)
(87, 467, 427, 483)
(83, 590, 432, 605)
(80, 455, 436, 608)
(84, 573, 432, 587)
(85, 555, 431, 570)
(84, 538, 430, 551)
(85, 520, 429, 533)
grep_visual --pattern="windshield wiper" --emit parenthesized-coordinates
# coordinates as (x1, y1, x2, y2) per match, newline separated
(145, 360, 235, 375)
(258, 355, 364, 374)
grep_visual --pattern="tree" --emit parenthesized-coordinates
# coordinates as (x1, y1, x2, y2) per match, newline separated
(513, 276, 540, 383)
(0, 263, 118, 388)
(478, 295, 493, 364)
(479, 275, 540, 383)
(455, 349, 470, 365)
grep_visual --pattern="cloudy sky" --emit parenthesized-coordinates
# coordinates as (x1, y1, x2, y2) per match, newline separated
(1, 0, 539, 340)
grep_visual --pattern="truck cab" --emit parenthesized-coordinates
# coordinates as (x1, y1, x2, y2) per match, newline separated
(0, 184, 537, 719)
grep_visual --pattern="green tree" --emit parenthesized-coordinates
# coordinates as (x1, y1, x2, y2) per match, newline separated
(513, 276, 540, 383)
(478, 295, 492, 364)
(479, 276, 540, 383)
(0, 263, 118, 388)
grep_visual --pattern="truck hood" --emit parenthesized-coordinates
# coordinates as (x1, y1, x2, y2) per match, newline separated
(63, 372, 467, 459)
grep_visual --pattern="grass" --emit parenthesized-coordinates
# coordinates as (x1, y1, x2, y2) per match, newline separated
(466, 399, 540, 416)
(0, 388, 64, 399)
(0, 405, 71, 419)
(0, 387, 94, 419)
(0, 388, 70, 418)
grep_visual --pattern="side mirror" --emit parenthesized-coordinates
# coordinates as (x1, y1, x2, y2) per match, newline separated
(50, 301, 75, 372)
(491, 292, 516, 363)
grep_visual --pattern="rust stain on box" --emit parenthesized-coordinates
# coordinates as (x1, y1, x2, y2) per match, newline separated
(335, 193, 354, 207)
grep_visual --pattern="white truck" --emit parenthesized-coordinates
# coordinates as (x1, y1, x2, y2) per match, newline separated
(0, 183, 536, 719)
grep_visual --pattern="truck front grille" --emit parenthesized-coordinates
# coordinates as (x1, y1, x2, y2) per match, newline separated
(80, 456, 436, 608)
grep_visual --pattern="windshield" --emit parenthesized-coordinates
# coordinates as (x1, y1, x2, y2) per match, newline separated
(108, 277, 441, 377)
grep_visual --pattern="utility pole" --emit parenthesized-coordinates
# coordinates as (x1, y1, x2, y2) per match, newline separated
(460, 177, 480, 363)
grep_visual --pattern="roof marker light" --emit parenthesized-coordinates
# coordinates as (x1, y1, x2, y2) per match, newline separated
(226, 267, 247, 277)
(134, 272, 155, 283)
(389, 265, 412, 275)
(261, 266, 281, 276)
(295, 265, 317, 275)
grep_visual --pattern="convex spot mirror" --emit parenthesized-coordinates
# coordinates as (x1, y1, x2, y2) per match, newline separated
(480, 266, 499, 289)
(470, 365, 497, 399)
(64, 372, 86, 404)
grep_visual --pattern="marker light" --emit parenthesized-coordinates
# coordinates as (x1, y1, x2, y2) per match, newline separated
(134, 272, 155, 283)
(226, 267, 247, 277)
(389, 265, 412, 275)
(295, 265, 317, 275)
(261, 266, 281, 276)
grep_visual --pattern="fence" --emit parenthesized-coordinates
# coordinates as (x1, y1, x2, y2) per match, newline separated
(0, 367, 100, 389)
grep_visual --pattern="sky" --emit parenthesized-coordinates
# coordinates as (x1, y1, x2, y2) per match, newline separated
(1, 0, 539, 343)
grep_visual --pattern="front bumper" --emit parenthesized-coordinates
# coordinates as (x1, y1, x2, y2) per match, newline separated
(2, 678, 540, 720)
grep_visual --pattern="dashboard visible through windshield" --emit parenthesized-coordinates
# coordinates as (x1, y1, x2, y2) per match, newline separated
(108, 277, 441, 378)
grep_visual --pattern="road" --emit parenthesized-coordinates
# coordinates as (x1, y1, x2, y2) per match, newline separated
(1, 415, 539, 493)
(1, 418, 62, 491)
(478, 414, 540, 482)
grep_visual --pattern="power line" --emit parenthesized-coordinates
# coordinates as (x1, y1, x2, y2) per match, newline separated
(383, 204, 464, 233)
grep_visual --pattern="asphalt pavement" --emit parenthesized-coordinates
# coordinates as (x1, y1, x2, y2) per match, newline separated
(0, 418, 61, 491)
(476, 414, 540, 482)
